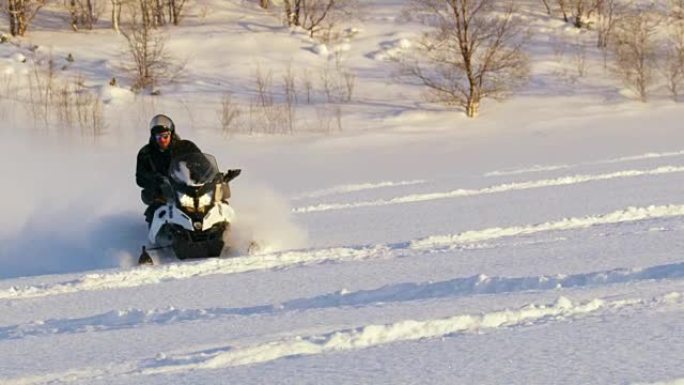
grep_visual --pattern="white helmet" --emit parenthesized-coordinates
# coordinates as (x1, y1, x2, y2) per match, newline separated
(149, 114, 175, 134)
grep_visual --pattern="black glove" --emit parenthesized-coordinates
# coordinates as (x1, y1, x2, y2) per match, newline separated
(159, 176, 174, 200)
(224, 169, 241, 182)
(152, 173, 167, 185)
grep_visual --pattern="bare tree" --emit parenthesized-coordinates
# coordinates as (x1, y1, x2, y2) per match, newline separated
(663, 16, 684, 99)
(259, 0, 269, 9)
(167, 0, 187, 25)
(540, 0, 552, 15)
(121, 1, 180, 92)
(300, 0, 336, 37)
(557, 0, 569, 22)
(5, 0, 48, 36)
(283, 0, 300, 26)
(400, 0, 530, 118)
(569, 0, 599, 28)
(610, 7, 661, 102)
(111, 0, 124, 33)
(281, 0, 356, 40)
(283, 0, 304, 27)
(67, 0, 104, 31)
(218, 93, 242, 135)
(596, 0, 620, 48)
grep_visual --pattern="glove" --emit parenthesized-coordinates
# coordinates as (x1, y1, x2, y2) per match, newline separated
(224, 169, 241, 182)
(154, 174, 169, 185)
(159, 176, 174, 200)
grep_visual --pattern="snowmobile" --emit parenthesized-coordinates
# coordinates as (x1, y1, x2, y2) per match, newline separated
(138, 152, 242, 265)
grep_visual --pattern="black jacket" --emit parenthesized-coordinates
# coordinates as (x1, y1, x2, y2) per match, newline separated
(136, 132, 202, 192)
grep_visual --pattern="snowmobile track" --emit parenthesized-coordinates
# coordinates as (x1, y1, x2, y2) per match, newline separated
(1, 203, 684, 301)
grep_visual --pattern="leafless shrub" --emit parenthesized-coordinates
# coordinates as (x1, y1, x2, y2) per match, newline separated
(596, 0, 621, 48)
(662, 21, 684, 100)
(111, 0, 124, 33)
(282, 0, 358, 41)
(25, 55, 56, 127)
(399, 0, 530, 118)
(22, 56, 105, 136)
(283, 64, 297, 133)
(0, 74, 16, 120)
(342, 70, 356, 102)
(218, 62, 355, 135)
(54, 81, 76, 128)
(5, 0, 48, 36)
(557, 0, 570, 22)
(300, 70, 313, 104)
(317, 104, 343, 133)
(573, 38, 589, 77)
(75, 89, 105, 137)
(254, 64, 274, 108)
(552, 37, 568, 61)
(250, 66, 295, 134)
(610, 6, 662, 102)
(334, 104, 342, 131)
(315, 104, 333, 133)
(283, 62, 297, 105)
(569, 0, 599, 28)
(168, 0, 188, 25)
(318, 57, 356, 103)
(120, 6, 182, 93)
(66, 0, 105, 31)
(319, 64, 332, 102)
(218, 93, 242, 135)
(544, 0, 601, 28)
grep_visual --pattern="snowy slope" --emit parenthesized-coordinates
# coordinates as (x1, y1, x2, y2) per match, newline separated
(1, 1, 684, 384)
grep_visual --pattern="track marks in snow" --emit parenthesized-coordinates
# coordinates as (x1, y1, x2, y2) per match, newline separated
(292, 179, 426, 200)
(4, 292, 679, 384)
(291, 149, 684, 206)
(484, 149, 684, 177)
(0, 244, 395, 300)
(2, 262, 682, 341)
(293, 166, 684, 213)
(632, 378, 684, 385)
(412, 204, 684, 250)
(138, 293, 681, 372)
(2, 204, 684, 301)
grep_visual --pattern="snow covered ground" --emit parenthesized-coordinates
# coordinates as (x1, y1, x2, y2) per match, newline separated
(0, 1, 683, 384)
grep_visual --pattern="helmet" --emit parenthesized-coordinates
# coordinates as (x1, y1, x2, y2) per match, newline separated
(149, 114, 175, 134)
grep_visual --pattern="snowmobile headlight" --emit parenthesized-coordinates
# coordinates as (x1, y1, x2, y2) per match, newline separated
(197, 192, 213, 214)
(178, 193, 196, 212)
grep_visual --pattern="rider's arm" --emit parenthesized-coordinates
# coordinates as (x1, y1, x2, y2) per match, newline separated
(136, 147, 162, 189)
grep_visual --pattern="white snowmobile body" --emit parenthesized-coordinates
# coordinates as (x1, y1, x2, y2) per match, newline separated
(147, 200, 236, 245)
(140, 153, 240, 264)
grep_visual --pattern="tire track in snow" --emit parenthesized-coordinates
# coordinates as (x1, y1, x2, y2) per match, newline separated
(411, 204, 684, 250)
(137, 292, 683, 372)
(292, 179, 426, 200)
(2, 262, 682, 341)
(484, 149, 684, 177)
(631, 378, 684, 385)
(4, 292, 680, 383)
(293, 166, 684, 213)
(291, 150, 684, 202)
(2, 204, 684, 301)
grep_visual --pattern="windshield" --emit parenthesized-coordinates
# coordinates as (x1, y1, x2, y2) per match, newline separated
(169, 153, 219, 186)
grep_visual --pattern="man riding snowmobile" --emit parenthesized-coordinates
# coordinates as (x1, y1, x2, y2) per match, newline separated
(136, 114, 243, 264)
(136, 114, 203, 224)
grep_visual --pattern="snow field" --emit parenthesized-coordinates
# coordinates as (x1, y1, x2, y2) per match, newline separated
(1, 0, 684, 383)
